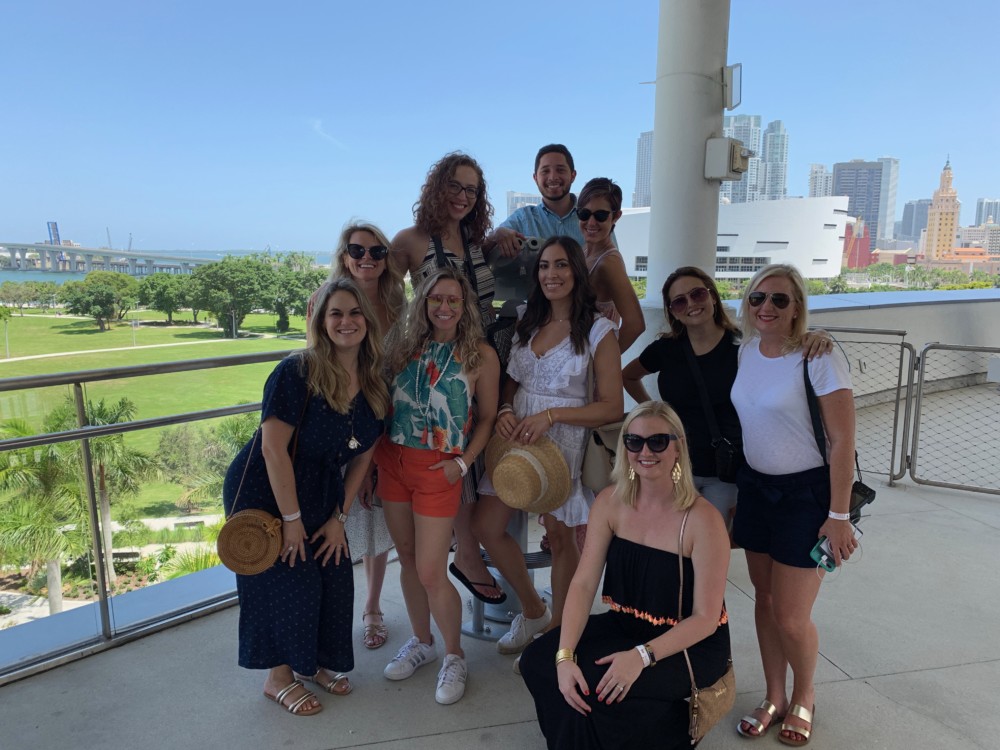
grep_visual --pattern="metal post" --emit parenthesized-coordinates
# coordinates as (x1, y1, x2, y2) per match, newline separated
(74, 383, 113, 639)
(645, 0, 730, 299)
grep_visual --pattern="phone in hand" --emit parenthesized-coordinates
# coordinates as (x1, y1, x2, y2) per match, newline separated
(810, 523, 863, 572)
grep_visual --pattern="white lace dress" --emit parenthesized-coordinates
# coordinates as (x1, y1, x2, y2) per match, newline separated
(482, 314, 618, 527)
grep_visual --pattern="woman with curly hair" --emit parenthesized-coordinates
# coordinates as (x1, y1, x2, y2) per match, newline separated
(392, 151, 504, 605)
(374, 267, 500, 705)
(329, 221, 406, 651)
(223, 278, 389, 716)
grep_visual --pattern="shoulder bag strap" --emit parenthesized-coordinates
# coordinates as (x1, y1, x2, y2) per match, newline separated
(228, 389, 311, 516)
(681, 335, 723, 446)
(676, 509, 699, 691)
(802, 360, 828, 466)
(432, 233, 480, 300)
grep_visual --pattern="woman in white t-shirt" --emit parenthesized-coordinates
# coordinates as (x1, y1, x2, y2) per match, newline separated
(729, 264, 856, 747)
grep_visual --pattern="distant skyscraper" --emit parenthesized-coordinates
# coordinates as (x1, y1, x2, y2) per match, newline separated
(760, 120, 788, 200)
(899, 199, 932, 242)
(832, 157, 899, 245)
(632, 130, 653, 208)
(721, 114, 762, 204)
(924, 159, 960, 260)
(808, 164, 833, 197)
(975, 198, 1000, 226)
(506, 191, 541, 218)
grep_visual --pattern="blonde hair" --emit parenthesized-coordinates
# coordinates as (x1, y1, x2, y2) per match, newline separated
(299, 277, 389, 419)
(739, 263, 808, 353)
(610, 401, 697, 511)
(392, 267, 484, 376)
(330, 221, 406, 335)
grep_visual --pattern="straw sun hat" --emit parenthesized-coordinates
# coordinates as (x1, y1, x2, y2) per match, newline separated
(485, 434, 571, 515)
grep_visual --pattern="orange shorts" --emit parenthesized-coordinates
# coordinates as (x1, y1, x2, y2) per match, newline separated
(374, 441, 463, 518)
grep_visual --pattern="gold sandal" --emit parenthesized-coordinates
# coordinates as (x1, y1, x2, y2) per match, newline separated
(737, 699, 783, 738)
(301, 670, 352, 696)
(264, 679, 322, 716)
(777, 704, 814, 747)
(362, 610, 388, 650)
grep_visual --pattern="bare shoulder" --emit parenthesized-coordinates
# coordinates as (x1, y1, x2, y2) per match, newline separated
(477, 340, 500, 366)
(591, 486, 621, 527)
(686, 497, 729, 547)
(391, 226, 427, 270)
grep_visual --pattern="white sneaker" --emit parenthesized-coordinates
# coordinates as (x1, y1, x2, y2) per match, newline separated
(384, 635, 437, 681)
(496, 606, 551, 654)
(435, 653, 467, 705)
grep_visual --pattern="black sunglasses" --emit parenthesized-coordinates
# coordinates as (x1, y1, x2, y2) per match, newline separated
(346, 243, 389, 261)
(747, 291, 791, 309)
(668, 286, 711, 315)
(577, 208, 612, 223)
(623, 433, 678, 453)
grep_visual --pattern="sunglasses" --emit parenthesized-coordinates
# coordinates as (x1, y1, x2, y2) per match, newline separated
(747, 291, 791, 309)
(427, 294, 464, 310)
(576, 208, 612, 223)
(668, 286, 711, 315)
(447, 180, 479, 201)
(623, 433, 678, 453)
(346, 243, 388, 261)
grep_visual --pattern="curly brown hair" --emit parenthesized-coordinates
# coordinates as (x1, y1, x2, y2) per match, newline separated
(414, 152, 494, 246)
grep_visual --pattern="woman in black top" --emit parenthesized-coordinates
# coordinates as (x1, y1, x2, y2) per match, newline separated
(623, 267, 742, 524)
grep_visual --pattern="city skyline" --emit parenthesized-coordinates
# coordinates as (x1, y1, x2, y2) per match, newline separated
(1, 2, 996, 254)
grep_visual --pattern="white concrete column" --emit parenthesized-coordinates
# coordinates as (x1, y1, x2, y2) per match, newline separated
(645, 0, 730, 301)
(84, 254, 93, 272)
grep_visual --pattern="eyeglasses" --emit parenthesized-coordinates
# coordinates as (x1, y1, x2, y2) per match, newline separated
(346, 243, 389, 261)
(577, 208, 612, 223)
(623, 433, 678, 453)
(446, 180, 479, 201)
(427, 294, 464, 310)
(668, 286, 711, 315)
(747, 291, 791, 309)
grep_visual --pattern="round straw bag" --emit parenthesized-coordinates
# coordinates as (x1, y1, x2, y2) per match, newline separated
(485, 434, 571, 515)
(217, 509, 283, 575)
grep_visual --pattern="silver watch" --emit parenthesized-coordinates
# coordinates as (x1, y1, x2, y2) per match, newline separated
(335, 511, 348, 524)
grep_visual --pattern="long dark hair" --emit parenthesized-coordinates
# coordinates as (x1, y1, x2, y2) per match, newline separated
(515, 236, 597, 355)
(414, 152, 493, 246)
(660, 266, 739, 339)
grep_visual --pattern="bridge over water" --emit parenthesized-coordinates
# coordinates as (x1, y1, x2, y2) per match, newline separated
(0, 242, 217, 276)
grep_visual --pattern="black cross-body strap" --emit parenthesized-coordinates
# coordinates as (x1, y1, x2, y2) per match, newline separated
(803, 360, 864, 480)
(682, 335, 723, 446)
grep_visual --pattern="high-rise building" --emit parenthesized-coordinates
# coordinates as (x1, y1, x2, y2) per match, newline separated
(632, 131, 653, 208)
(924, 160, 961, 260)
(832, 157, 899, 245)
(975, 198, 1000, 226)
(899, 199, 932, 242)
(721, 114, 762, 204)
(760, 120, 788, 200)
(506, 191, 541, 218)
(808, 164, 833, 197)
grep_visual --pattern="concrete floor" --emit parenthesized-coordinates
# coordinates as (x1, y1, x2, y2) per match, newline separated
(1, 475, 998, 750)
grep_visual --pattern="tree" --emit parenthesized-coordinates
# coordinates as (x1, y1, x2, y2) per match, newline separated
(48, 398, 159, 585)
(0, 419, 88, 615)
(26, 281, 59, 312)
(0, 281, 32, 315)
(138, 273, 185, 324)
(272, 266, 325, 333)
(191, 256, 276, 338)
(59, 271, 139, 331)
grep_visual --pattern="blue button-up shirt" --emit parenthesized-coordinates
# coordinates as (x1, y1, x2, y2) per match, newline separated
(499, 197, 585, 245)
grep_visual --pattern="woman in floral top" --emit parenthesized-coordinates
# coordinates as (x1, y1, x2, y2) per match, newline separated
(374, 267, 499, 705)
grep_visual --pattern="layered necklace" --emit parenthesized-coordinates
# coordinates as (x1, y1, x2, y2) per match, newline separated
(414, 339, 456, 430)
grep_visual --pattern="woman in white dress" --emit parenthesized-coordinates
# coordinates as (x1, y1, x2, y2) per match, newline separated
(474, 236, 624, 657)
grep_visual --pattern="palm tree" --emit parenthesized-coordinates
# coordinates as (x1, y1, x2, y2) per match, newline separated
(176, 411, 257, 512)
(0, 419, 88, 614)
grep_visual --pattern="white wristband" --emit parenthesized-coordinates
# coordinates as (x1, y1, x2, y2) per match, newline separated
(828, 510, 850, 521)
(454, 457, 469, 477)
(635, 644, 651, 668)
(282, 511, 302, 522)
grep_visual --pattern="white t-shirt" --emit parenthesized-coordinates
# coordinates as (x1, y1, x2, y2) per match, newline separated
(730, 338, 853, 475)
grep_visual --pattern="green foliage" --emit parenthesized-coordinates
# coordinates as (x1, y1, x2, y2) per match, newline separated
(160, 546, 220, 579)
(58, 271, 139, 331)
(191, 256, 278, 338)
(0, 281, 32, 314)
(138, 273, 188, 324)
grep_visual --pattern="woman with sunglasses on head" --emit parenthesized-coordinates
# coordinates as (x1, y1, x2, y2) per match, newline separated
(373, 267, 500, 705)
(577, 177, 645, 353)
(475, 236, 624, 656)
(223, 278, 388, 716)
(623, 267, 831, 528)
(329, 221, 406, 652)
(392, 151, 505, 606)
(731, 264, 855, 746)
(519, 401, 731, 750)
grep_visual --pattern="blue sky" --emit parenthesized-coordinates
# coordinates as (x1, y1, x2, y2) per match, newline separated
(2, 1, 995, 257)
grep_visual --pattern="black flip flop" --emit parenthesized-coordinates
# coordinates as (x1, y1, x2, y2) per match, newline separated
(448, 562, 507, 604)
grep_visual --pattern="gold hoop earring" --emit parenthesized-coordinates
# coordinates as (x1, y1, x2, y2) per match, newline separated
(628, 466, 636, 481)
(671, 462, 682, 484)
